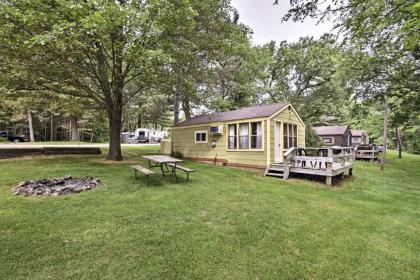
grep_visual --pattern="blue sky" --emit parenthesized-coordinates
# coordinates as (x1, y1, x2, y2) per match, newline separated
(231, 0, 334, 45)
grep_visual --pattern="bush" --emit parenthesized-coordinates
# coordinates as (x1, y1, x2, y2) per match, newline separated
(305, 124, 323, 147)
(405, 128, 420, 154)
(171, 151, 183, 159)
(0, 137, 7, 143)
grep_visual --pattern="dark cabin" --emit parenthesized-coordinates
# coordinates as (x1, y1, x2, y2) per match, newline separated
(350, 130, 369, 146)
(314, 125, 352, 147)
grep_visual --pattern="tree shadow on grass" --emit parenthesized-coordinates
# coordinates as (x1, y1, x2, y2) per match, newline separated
(287, 173, 356, 188)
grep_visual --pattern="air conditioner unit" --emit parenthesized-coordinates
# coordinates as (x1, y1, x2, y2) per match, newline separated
(209, 125, 223, 135)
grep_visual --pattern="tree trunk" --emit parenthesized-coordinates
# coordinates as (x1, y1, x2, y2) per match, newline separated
(106, 106, 123, 161)
(182, 95, 191, 120)
(50, 112, 54, 141)
(27, 110, 35, 142)
(68, 117, 71, 141)
(395, 126, 402, 158)
(70, 115, 79, 141)
(173, 86, 180, 125)
(44, 118, 47, 141)
(381, 94, 388, 171)
(137, 113, 142, 128)
(94, 22, 125, 161)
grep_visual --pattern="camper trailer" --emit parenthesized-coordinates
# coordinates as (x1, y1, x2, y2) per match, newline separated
(135, 128, 167, 143)
(121, 132, 137, 144)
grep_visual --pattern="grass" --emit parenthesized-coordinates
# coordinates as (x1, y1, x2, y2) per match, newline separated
(0, 147, 419, 279)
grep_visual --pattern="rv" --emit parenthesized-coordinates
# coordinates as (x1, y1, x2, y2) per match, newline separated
(134, 128, 167, 143)
(121, 132, 137, 144)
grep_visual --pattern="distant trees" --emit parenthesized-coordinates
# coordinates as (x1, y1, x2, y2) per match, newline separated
(258, 35, 347, 124)
(277, 0, 420, 167)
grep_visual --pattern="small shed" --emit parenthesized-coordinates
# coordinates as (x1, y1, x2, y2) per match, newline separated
(350, 130, 369, 146)
(171, 103, 306, 169)
(314, 125, 352, 147)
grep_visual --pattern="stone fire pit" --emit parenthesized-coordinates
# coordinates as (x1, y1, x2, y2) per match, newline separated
(12, 175, 101, 196)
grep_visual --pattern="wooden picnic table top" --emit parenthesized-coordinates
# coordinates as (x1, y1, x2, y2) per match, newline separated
(142, 155, 183, 164)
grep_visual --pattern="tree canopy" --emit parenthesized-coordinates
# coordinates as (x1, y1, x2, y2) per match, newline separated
(0, 0, 418, 161)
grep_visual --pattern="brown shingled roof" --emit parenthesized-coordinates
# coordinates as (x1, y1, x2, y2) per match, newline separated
(313, 125, 350, 136)
(351, 130, 364, 137)
(174, 103, 289, 127)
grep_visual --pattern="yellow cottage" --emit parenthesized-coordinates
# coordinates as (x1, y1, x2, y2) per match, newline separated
(170, 103, 305, 169)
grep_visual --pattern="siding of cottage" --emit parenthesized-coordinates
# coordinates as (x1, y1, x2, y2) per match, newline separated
(172, 120, 268, 167)
(171, 106, 305, 167)
(269, 108, 305, 162)
(321, 129, 352, 146)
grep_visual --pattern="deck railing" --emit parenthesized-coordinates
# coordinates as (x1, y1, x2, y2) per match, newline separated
(283, 146, 355, 171)
(355, 146, 380, 160)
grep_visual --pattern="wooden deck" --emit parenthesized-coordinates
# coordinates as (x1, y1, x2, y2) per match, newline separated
(265, 147, 354, 186)
(355, 146, 379, 162)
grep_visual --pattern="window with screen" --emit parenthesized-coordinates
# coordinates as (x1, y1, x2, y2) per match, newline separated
(283, 123, 298, 149)
(195, 131, 207, 143)
(322, 137, 333, 144)
(239, 123, 249, 149)
(251, 122, 262, 149)
(228, 121, 263, 150)
(228, 124, 237, 149)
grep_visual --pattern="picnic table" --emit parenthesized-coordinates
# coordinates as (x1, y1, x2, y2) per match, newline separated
(142, 155, 183, 182)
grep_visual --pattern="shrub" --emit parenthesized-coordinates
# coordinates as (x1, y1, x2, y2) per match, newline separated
(171, 151, 183, 159)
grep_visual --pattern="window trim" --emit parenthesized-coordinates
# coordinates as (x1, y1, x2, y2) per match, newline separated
(194, 130, 208, 143)
(283, 123, 298, 149)
(228, 123, 238, 150)
(238, 122, 250, 150)
(250, 122, 263, 149)
(322, 137, 334, 145)
(226, 120, 265, 152)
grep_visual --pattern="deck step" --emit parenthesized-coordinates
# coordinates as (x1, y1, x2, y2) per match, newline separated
(270, 163, 285, 167)
(267, 167, 284, 172)
(266, 172, 284, 178)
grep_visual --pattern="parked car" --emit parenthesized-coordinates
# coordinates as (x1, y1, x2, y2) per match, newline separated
(0, 131, 26, 142)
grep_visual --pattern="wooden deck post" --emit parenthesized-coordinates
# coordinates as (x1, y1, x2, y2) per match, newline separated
(326, 176, 332, 186)
(349, 168, 353, 176)
(283, 166, 290, 180)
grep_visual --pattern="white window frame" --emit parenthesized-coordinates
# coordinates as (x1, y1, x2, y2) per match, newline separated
(283, 123, 298, 149)
(194, 130, 208, 143)
(352, 137, 361, 143)
(226, 120, 264, 151)
(322, 137, 334, 144)
(228, 123, 238, 150)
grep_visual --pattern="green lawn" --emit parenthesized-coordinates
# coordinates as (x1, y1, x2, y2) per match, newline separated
(1, 147, 419, 279)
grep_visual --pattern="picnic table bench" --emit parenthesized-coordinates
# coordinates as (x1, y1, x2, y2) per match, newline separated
(142, 155, 184, 182)
(131, 165, 156, 185)
(166, 163, 194, 181)
(131, 155, 195, 184)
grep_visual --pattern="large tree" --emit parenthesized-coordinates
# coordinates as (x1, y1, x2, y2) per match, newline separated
(259, 35, 348, 124)
(0, 0, 212, 160)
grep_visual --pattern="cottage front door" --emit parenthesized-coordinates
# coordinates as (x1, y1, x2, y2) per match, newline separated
(275, 121, 282, 162)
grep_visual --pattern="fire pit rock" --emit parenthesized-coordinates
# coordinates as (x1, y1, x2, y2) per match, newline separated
(12, 175, 101, 196)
